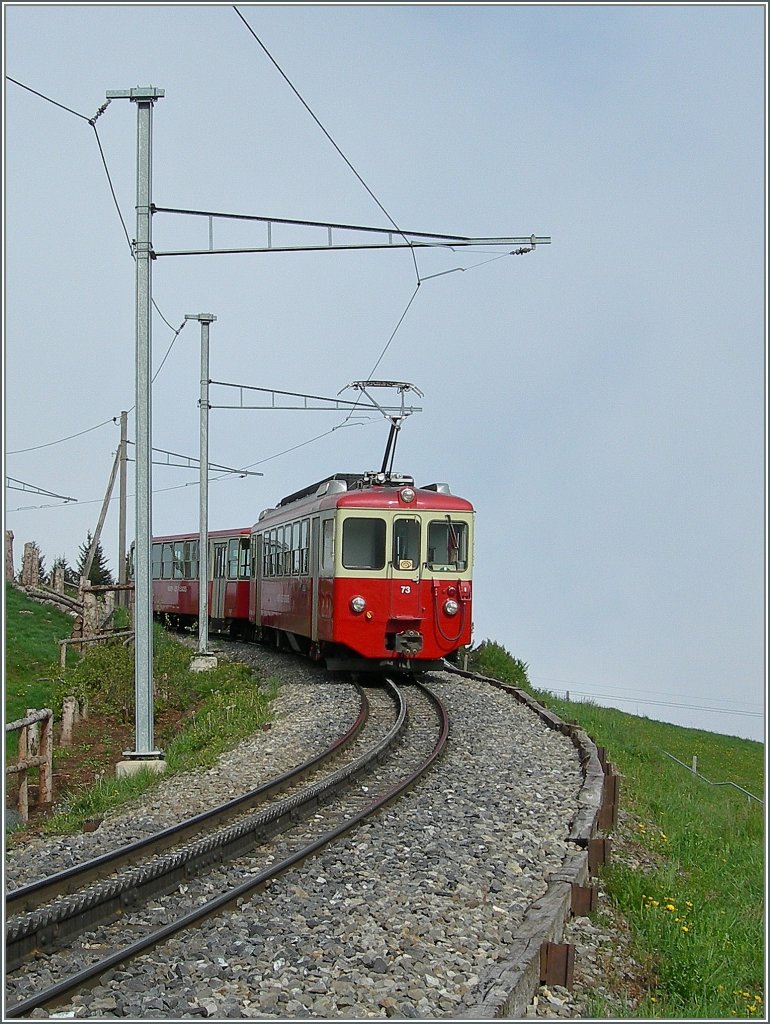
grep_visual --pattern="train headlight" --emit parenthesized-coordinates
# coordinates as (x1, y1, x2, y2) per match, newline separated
(444, 598, 459, 616)
(400, 487, 415, 503)
(350, 595, 367, 613)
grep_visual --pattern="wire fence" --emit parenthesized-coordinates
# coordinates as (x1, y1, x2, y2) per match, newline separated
(662, 750, 763, 806)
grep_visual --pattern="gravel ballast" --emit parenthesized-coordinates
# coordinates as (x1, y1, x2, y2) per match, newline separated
(5, 646, 591, 1019)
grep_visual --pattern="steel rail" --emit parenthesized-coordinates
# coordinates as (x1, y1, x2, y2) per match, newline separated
(5, 680, 403, 970)
(5, 679, 447, 1019)
(6, 682, 404, 970)
(6, 683, 368, 917)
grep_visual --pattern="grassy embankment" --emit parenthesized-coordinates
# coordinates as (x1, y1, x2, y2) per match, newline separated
(4, 582, 276, 833)
(5, 583, 78, 757)
(469, 640, 764, 1020)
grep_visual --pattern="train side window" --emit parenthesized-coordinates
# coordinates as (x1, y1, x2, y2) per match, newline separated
(427, 519, 468, 571)
(291, 522, 301, 575)
(184, 540, 199, 579)
(393, 518, 420, 570)
(276, 525, 285, 576)
(321, 520, 334, 572)
(265, 530, 273, 576)
(269, 530, 276, 576)
(161, 543, 173, 579)
(173, 541, 185, 579)
(300, 519, 310, 575)
(227, 538, 239, 579)
(239, 538, 251, 579)
(284, 528, 292, 577)
(151, 543, 162, 579)
(342, 517, 386, 570)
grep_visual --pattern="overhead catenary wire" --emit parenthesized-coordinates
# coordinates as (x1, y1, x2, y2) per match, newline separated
(231, 6, 421, 287)
(6, 75, 188, 402)
(5, 76, 91, 121)
(6, 418, 118, 455)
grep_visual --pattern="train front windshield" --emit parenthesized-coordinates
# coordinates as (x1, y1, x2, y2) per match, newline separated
(427, 519, 468, 571)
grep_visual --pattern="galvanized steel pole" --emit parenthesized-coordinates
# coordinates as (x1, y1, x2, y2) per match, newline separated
(118, 410, 128, 598)
(107, 86, 164, 760)
(186, 314, 217, 655)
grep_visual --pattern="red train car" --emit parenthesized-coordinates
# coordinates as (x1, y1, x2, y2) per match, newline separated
(150, 527, 252, 634)
(147, 471, 474, 672)
(250, 472, 474, 671)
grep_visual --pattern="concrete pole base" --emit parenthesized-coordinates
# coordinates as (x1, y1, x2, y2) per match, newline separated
(191, 653, 218, 672)
(116, 757, 167, 779)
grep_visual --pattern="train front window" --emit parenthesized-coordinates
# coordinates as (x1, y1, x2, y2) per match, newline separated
(427, 519, 468, 571)
(393, 518, 420, 570)
(342, 517, 386, 570)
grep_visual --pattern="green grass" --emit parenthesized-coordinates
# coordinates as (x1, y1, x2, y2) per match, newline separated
(5, 585, 279, 835)
(470, 640, 765, 1020)
(40, 631, 278, 834)
(5, 582, 78, 755)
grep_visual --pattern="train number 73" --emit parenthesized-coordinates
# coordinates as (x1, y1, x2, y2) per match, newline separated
(400, 585, 411, 594)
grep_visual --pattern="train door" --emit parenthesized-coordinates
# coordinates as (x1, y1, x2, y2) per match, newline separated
(389, 515, 422, 618)
(310, 517, 320, 641)
(250, 533, 262, 626)
(211, 541, 228, 619)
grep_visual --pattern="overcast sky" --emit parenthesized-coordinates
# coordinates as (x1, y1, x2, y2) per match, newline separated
(3, 3, 765, 742)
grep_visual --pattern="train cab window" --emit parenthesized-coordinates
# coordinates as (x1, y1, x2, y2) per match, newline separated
(427, 519, 469, 571)
(151, 544, 162, 579)
(321, 520, 334, 573)
(342, 517, 386, 570)
(238, 538, 251, 579)
(393, 518, 420, 571)
(227, 538, 240, 579)
(161, 543, 174, 579)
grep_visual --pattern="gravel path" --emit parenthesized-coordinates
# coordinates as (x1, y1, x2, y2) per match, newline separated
(5, 645, 593, 1019)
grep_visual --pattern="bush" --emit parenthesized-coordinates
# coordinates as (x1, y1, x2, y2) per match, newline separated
(468, 639, 531, 689)
(51, 624, 194, 722)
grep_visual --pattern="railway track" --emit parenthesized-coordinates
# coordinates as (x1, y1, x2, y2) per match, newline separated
(5, 677, 449, 1018)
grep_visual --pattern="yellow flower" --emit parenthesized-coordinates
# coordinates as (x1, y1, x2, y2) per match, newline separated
(681, 926, 689, 932)
(665, 903, 676, 912)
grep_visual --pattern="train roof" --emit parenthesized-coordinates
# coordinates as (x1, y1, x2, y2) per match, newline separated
(255, 472, 473, 526)
(152, 526, 251, 544)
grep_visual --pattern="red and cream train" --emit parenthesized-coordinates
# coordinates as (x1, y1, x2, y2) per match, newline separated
(148, 471, 474, 672)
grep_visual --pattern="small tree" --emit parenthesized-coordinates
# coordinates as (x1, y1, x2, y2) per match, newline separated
(76, 532, 114, 586)
(49, 555, 79, 587)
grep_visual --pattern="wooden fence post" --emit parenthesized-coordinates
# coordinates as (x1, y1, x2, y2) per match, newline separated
(61, 697, 78, 746)
(17, 724, 29, 822)
(5, 530, 14, 582)
(21, 542, 40, 587)
(39, 714, 53, 804)
(52, 562, 65, 594)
